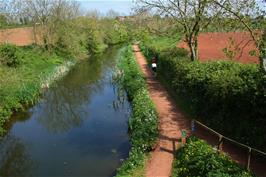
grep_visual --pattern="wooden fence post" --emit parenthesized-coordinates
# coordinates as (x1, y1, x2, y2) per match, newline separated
(217, 135, 223, 151)
(247, 148, 252, 170)
(191, 120, 195, 134)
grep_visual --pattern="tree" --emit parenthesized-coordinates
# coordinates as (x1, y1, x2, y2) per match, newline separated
(136, 0, 226, 61)
(11, 0, 80, 51)
(136, 0, 265, 66)
(212, 0, 266, 73)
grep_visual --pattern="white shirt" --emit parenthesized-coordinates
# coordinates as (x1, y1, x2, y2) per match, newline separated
(152, 63, 157, 68)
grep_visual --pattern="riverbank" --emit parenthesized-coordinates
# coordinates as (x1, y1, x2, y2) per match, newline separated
(115, 46, 159, 177)
(0, 45, 76, 134)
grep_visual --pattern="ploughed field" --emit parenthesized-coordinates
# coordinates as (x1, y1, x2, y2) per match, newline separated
(178, 31, 259, 64)
(0, 27, 259, 64)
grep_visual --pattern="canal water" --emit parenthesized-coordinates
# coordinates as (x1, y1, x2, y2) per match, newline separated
(0, 47, 131, 177)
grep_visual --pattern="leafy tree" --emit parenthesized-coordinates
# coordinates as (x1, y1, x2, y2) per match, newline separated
(0, 14, 8, 28)
(136, 0, 265, 66)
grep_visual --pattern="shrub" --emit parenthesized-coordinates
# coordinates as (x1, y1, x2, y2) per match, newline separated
(172, 137, 254, 177)
(115, 46, 158, 176)
(0, 44, 22, 67)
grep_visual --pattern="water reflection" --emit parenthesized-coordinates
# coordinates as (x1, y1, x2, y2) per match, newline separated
(35, 47, 120, 133)
(0, 46, 131, 176)
(0, 135, 34, 177)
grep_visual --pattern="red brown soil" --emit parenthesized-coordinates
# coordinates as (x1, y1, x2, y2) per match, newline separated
(0, 27, 37, 46)
(178, 31, 259, 64)
(133, 45, 266, 177)
(133, 45, 191, 177)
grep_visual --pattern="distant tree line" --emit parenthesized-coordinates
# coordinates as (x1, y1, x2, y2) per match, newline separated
(0, 0, 131, 57)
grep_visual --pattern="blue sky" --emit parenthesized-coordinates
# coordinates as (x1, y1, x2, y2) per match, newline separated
(77, 0, 134, 15)
(77, 0, 265, 16)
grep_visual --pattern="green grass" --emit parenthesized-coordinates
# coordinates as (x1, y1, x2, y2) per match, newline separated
(114, 46, 158, 177)
(143, 36, 179, 53)
(0, 45, 75, 134)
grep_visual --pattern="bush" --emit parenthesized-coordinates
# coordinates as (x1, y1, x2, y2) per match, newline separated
(115, 46, 158, 176)
(0, 44, 22, 67)
(172, 137, 254, 177)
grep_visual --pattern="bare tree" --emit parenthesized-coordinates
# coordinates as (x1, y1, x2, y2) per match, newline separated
(9, 0, 80, 50)
(136, 0, 226, 61)
(136, 0, 265, 66)
(212, 0, 266, 72)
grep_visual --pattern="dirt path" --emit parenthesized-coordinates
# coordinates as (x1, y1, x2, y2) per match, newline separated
(132, 45, 191, 177)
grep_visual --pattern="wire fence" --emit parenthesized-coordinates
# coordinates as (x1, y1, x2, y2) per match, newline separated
(190, 119, 266, 176)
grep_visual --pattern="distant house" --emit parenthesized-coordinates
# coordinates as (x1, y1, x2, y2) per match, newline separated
(116, 16, 127, 21)
(116, 16, 137, 22)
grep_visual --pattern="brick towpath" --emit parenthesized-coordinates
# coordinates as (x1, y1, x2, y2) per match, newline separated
(132, 45, 191, 177)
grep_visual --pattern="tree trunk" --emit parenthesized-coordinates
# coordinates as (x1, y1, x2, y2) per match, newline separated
(33, 22, 37, 44)
(259, 30, 266, 74)
(188, 38, 199, 61)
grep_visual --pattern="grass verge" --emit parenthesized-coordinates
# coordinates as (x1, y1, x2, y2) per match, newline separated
(114, 46, 159, 177)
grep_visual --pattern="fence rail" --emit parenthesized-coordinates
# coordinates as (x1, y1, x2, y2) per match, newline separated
(190, 119, 266, 171)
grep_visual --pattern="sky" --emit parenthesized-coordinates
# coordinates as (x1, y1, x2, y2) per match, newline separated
(77, 0, 134, 16)
(77, 0, 265, 16)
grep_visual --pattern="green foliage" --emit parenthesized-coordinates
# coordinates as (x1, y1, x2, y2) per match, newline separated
(172, 137, 254, 177)
(0, 44, 22, 67)
(87, 29, 107, 54)
(0, 45, 74, 134)
(158, 57, 265, 151)
(104, 20, 129, 45)
(0, 14, 8, 28)
(140, 36, 187, 65)
(115, 46, 158, 176)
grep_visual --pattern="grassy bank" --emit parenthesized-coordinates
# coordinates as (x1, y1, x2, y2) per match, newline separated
(172, 137, 254, 177)
(114, 46, 158, 177)
(0, 44, 76, 134)
(140, 38, 266, 151)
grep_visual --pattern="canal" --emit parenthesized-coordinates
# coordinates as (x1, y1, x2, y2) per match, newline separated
(0, 47, 131, 177)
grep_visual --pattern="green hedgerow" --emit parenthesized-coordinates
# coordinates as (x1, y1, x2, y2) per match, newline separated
(172, 137, 254, 177)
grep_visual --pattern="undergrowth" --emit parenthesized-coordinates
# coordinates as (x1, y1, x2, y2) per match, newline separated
(172, 137, 255, 177)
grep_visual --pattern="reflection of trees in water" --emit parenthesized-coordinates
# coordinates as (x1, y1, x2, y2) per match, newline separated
(0, 135, 34, 177)
(3, 111, 32, 136)
(36, 47, 120, 133)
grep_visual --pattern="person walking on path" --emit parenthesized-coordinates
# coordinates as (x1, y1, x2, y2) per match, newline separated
(151, 54, 158, 76)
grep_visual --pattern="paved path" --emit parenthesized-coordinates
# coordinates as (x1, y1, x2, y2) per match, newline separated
(132, 45, 190, 177)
